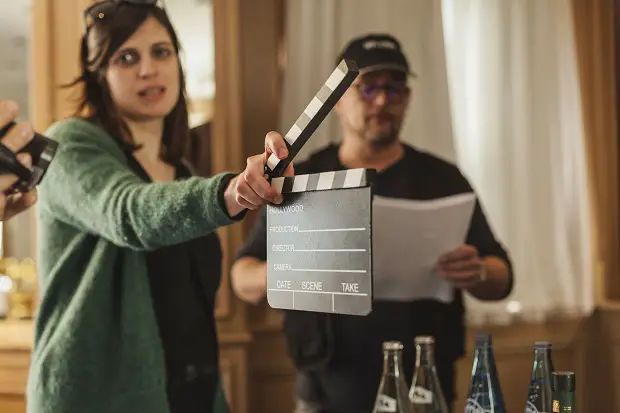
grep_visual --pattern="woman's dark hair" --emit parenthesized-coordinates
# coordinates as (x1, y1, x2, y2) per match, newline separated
(66, 3, 189, 163)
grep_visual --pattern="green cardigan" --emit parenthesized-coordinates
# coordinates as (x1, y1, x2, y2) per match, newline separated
(27, 118, 235, 413)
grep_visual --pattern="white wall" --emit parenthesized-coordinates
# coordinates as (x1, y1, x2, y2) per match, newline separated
(165, 0, 216, 101)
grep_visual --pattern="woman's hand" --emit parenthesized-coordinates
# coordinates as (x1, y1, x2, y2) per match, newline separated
(224, 131, 294, 217)
(0, 100, 38, 221)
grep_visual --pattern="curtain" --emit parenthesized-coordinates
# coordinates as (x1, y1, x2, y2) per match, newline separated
(279, 0, 456, 163)
(570, 0, 618, 303)
(441, 0, 594, 323)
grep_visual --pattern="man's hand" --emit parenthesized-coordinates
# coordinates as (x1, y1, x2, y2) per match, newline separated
(437, 244, 512, 300)
(224, 131, 294, 217)
(231, 257, 268, 304)
(436, 244, 485, 290)
(0, 100, 37, 221)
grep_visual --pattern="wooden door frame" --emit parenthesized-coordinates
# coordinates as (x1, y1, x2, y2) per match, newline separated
(211, 0, 245, 321)
(614, 0, 620, 300)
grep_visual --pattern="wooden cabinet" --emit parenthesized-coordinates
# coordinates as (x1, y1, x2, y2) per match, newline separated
(219, 334, 251, 413)
(0, 321, 33, 413)
(0, 322, 251, 413)
(4, 307, 620, 412)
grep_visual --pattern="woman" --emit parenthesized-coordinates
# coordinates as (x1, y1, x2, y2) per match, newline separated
(26, 2, 292, 413)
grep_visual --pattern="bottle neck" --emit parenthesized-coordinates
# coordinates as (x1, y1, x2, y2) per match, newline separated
(415, 343, 435, 368)
(473, 344, 495, 373)
(384, 349, 405, 377)
(533, 348, 553, 375)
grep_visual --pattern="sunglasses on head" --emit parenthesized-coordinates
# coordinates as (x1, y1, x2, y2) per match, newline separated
(83, 0, 159, 29)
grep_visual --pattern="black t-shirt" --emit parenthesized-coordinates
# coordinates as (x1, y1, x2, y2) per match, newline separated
(127, 155, 223, 413)
(236, 143, 513, 412)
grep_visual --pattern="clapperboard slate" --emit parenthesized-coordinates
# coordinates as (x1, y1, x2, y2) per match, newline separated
(264, 59, 375, 316)
(266, 169, 374, 316)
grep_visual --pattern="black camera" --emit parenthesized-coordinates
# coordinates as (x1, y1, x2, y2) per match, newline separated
(0, 122, 58, 195)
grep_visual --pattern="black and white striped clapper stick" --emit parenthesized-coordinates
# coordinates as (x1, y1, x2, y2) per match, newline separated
(270, 168, 374, 194)
(264, 59, 359, 179)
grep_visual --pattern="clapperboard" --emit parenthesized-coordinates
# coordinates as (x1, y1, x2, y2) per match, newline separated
(264, 59, 375, 316)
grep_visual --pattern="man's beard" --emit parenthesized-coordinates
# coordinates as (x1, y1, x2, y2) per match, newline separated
(361, 113, 401, 148)
(364, 125, 399, 148)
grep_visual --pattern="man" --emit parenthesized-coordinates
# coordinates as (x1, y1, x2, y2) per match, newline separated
(0, 100, 38, 221)
(232, 34, 513, 413)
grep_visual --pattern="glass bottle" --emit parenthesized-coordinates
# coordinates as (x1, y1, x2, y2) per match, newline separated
(525, 341, 555, 413)
(551, 371, 575, 412)
(373, 341, 414, 413)
(408, 336, 448, 412)
(464, 333, 506, 413)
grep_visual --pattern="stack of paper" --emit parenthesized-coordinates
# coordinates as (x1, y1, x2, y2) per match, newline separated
(371, 192, 477, 302)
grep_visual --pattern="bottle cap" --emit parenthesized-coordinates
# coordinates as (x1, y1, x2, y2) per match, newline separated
(383, 341, 404, 351)
(415, 336, 434, 345)
(474, 333, 492, 346)
(552, 371, 575, 392)
(534, 341, 552, 348)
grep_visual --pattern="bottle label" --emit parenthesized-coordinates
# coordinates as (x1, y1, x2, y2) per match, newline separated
(465, 398, 491, 413)
(526, 401, 547, 413)
(552, 392, 575, 412)
(375, 394, 397, 412)
(410, 386, 433, 404)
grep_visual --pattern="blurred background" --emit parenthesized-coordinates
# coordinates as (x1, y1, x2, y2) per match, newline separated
(0, 0, 617, 412)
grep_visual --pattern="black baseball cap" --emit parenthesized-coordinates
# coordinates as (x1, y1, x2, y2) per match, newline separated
(336, 33, 417, 77)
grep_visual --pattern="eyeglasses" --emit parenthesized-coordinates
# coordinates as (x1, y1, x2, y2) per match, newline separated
(355, 83, 409, 104)
(83, 0, 159, 30)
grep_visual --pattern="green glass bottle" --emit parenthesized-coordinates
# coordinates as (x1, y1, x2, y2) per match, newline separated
(525, 341, 555, 413)
(551, 371, 575, 412)
(464, 334, 506, 413)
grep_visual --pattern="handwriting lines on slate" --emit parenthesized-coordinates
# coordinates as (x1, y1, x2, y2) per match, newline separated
(271, 224, 368, 273)
(269, 224, 369, 313)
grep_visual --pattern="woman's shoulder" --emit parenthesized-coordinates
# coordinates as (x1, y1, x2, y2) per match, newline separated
(44, 117, 125, 157)
(45, 117, 104, 138)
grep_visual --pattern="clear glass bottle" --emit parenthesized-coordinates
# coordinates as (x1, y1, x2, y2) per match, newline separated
(525, 341, 555, 413)
(373, 341, 414, 413)
(551, 371, 575, 412)
(464, 333, 506, 413)
(408, 336, 448, 413)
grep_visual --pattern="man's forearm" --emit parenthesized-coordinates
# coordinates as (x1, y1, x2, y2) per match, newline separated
(466, 256, 511, 301)
(231, 257, 268, 304)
